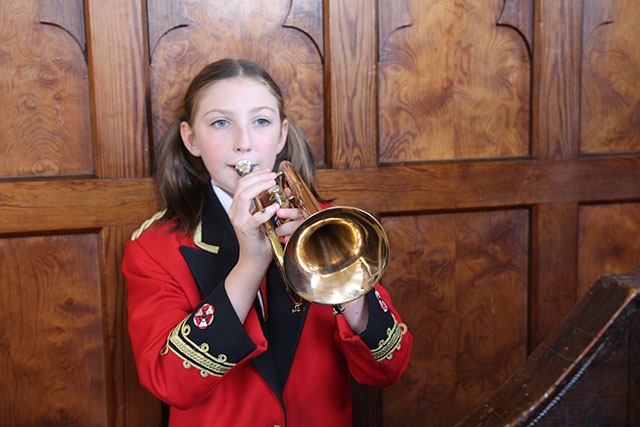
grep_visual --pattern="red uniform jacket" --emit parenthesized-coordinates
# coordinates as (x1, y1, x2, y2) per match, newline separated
(123, 188, 412, 427)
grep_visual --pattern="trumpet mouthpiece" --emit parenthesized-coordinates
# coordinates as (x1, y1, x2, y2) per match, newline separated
(235, 159, 254, 176)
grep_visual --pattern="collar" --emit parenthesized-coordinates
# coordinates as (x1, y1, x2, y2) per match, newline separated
(180, 187, 239, 296)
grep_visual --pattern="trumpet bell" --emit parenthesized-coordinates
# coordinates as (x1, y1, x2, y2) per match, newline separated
(283, 207, 389, 305)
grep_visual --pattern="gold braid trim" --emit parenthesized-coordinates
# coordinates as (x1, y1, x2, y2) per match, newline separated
(371, 315, 408, 362)
(130, 210, 167, 240)
(162, 317, 235, 377)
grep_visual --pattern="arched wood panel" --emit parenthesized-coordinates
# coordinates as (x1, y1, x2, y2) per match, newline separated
(0, 0, 92, 177)
(378, 0, 531, 161)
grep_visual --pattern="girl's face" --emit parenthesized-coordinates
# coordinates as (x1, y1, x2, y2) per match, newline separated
(180, 76, 288, 195)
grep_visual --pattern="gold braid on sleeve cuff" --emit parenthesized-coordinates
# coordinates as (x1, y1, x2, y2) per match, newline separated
(371, 314, 408, 362)
(162, 317, 236, 377)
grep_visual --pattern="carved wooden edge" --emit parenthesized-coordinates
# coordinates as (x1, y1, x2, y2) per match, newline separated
(147, 0, 189, 60)
(284, 0, 325, 60)
(582, 0, 614, 48)
(377, 0, 413, 59)
(456, 269, 640, 426)
(37, 0, 87, 56)
(497, 0, 533, 57)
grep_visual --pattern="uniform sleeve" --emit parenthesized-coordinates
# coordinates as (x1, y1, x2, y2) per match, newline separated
(123, 237, 267, 410)
(333, 284, 413, 387)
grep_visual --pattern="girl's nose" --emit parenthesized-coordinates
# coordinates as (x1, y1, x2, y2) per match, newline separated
(233, 127, 251, 152)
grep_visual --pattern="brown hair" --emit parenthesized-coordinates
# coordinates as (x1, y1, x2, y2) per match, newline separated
(154, 58, 318, 235)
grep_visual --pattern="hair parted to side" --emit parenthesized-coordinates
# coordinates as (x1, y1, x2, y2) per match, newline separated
(154, 58, 319, 235)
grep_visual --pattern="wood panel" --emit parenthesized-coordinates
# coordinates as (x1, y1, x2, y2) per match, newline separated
(578, 203, 640, 296)
(380, 209, 529, 426)
(85, 0, 148, 178)
(582, 0, 640, 154)
(0, 234, 106, 426)
(0, 0, 92, 177)
(378, 0, 530, 161)
(325, 0, 378, 167)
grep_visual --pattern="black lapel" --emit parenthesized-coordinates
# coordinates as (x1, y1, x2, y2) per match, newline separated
(179, 187, 287, 405)
(180, 187, 239, 297)
(267, 262, 310, 387)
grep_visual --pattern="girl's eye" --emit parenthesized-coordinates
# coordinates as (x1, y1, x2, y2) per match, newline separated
(255, 118, 270, 127)
(212, 119, 228, 128)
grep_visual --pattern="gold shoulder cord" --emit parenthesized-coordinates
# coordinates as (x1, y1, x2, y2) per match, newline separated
(130, 210, 166, 240)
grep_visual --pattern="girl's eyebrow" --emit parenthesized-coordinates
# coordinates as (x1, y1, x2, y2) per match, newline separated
(250, 106, 277, 114)
(202, 105, 277, 116)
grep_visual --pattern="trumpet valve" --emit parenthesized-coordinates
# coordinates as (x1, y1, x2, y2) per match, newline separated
(267, 185, 291, 208)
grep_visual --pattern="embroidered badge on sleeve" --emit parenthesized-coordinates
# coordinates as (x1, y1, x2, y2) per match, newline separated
(162, 316, 235, 377)
(194, 303, 215, 329)
(375, 290, 389, 312)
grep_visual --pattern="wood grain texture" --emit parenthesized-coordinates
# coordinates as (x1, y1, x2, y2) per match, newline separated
(531, 0, 582, 160)
(85, 0, 149, 178)
(149, 0, 325, 166)
(284, 0, 324, 58)
(497, 0, 533, 55)
(0, 234, 107, 426)
(378, 0, 530, 161)
(102, 227, 164, 427)
(147, 0, 188, 58)
(378, 0, 413, 59)
(581, 0, 640, 154)
(578, 202, 640, 297)
(458, 271, 640, 426)
(530, 203, 579, 349)
(38, 0, 86, 51)
(0, 178, 156, 235)
(315, 156, 640, 215)
(325, 0, 378, 168)
(380, 209, 529, 426)
(0, 0, 92, 177)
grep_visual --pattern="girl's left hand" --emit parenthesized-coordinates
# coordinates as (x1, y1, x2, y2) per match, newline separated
(274, 207, 305, 244)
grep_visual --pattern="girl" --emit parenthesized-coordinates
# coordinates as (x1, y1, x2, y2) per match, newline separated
(123, 58, 412, 427)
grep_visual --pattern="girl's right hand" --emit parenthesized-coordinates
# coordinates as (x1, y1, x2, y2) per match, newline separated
(225, 168, 281, 322)
(228, 168, 280, 267)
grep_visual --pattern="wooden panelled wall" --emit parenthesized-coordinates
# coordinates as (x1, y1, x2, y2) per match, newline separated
(0, 0, 639, 426)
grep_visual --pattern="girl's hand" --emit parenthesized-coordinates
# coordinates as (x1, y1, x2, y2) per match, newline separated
(228, 169, 280, 265)
(225, 168, 281, 323)
(274, 207, 306, 244)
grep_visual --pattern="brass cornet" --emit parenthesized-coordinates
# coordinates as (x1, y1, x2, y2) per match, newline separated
(235, 159, 389, 313)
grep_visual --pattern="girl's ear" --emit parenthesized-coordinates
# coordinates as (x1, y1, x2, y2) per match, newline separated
(277, 119, 289, 154)
(180, 121, 200, 157)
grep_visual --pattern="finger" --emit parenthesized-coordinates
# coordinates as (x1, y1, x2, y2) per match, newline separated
(276, 207, 305, 221)
(232, 171, 278, 212)
(254, 203, 279, 224)
(275, 219, 304, 240)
